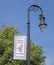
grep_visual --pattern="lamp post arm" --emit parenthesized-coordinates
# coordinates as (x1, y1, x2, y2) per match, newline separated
(28, 5, 43, 14)
(28, 5, 44, 23)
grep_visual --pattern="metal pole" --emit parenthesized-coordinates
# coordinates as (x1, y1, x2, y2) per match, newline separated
(27, 22, 30, 65)
(27, 9, 30, 65)
(27, 4, 47, 65)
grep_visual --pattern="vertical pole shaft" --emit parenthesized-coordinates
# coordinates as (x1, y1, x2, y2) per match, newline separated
(27, 22, 30, 65)
(27, 9, 30, 65)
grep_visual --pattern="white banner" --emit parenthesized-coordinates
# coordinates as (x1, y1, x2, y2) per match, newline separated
(13, 35, 27, 60)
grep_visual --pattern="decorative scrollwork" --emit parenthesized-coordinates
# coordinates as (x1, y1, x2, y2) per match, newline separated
(28, 5, 43, 14)
(29, 5, 39, 12)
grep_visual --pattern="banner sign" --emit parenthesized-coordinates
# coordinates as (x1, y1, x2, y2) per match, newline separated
(13, 35, 27, 60)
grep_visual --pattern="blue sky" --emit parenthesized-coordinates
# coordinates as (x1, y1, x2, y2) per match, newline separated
(0, 0, 54, 65)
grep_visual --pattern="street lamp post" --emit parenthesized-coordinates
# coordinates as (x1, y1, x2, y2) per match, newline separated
(27, 4, 47, 65)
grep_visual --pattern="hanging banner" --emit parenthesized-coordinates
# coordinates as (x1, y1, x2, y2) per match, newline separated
(13, 35, 27, 60)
